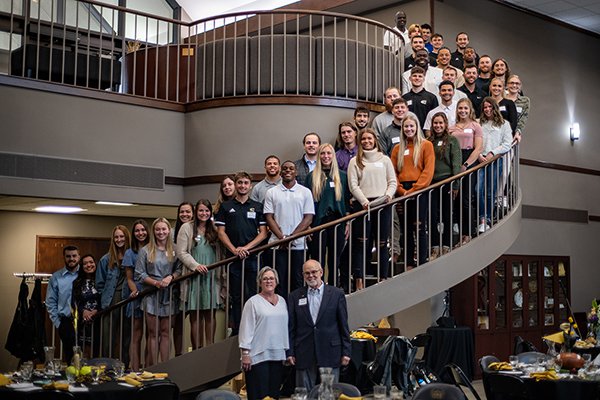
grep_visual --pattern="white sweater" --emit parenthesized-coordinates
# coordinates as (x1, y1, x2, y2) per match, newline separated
(347, 149, 398, 206)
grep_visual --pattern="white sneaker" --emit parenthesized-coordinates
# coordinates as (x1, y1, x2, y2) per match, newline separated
(478, 222, 488, 233)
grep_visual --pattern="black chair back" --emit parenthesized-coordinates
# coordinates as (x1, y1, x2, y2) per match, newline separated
(486, 374, 531, 400)
(308, 382, 361, 399)
(411, 333, 431, 349)
(411, 382, 466, 400)
(27, 391, 76, 400)
(479, 355, 500, 399)
(196, 388, 241, 400)
(135, 381, 180, 400)
(513, 336, 537, 355)
(444, 363, 482, 400)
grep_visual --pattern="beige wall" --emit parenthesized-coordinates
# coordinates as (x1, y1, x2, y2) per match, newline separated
(0, 211, 140, 371)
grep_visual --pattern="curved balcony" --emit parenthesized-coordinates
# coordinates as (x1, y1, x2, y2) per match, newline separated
(3, 1, 405, 107)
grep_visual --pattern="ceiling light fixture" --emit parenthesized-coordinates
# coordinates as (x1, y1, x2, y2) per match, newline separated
(95, 201, 135, 206)
(34, 206, 86, 214)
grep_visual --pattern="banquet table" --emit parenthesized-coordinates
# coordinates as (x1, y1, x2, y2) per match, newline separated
(490, 370, 600, 400)
(0, 378, 175, 400)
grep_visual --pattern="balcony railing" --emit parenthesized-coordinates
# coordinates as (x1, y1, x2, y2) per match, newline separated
(44, 144, 519, 371)
(2, 0, 405, 104)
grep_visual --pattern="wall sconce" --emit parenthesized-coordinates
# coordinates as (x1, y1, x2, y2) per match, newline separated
(570, 123, 580, 141)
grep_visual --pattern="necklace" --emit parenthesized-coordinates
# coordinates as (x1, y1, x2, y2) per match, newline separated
(260, 292, 278, 306)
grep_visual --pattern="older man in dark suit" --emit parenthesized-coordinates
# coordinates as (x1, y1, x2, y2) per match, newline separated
(287, 260, 351, 390)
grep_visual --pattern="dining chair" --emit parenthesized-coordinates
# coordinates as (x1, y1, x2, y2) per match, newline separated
(135, 381, 180, 400)
(410, 333, 431, 368)
(411, 383, 466, 400)
(196, 388, 241, 400)
(516, 351, 549, 365)
(479, 355, 499, 399)
(308, 382, 361, 399)
(444, 363, 482, 400)
(513, 336, 537, 355)
(486, 373, 532, 400)
(27, 390, 76, 400)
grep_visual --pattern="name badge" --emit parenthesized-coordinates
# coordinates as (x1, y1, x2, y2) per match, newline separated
(404, 149, 410, 156)
(420, 99, 428, 105)
(374, 162, 384, 168)
(464, 128, 473, 134)
(516, 106, 523, 113)
(499, 105, 506, 111)
(406, 100, 413, 106)
(437, 141, 443, 146)
(392, 136, 400, 143)
(299, 298, 307, 306)
(247, 211, 256, 219)
(329, 181, 335, 188)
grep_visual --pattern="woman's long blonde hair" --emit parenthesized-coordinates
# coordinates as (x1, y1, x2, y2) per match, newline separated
(107, 225, 131, 269)
(147, 217, 175, 264)
(356, 128, 381, 170)
(395, 115, 426, 172)
(311, 143, 342, 201)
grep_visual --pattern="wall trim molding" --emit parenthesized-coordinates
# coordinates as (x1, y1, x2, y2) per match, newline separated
(520, 158, 600, 177)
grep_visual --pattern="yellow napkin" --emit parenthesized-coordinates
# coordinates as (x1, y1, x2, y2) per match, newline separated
(0, 375, 12, 387)
(43, 381, 69, 391)
(339, 394, 363, 400)
(529, 370, 558, 381)
(488, 362, 513, 371)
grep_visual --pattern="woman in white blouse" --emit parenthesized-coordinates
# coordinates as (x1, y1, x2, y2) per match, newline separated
(239, 267, 288, 400)
(477, 97, 513, 233)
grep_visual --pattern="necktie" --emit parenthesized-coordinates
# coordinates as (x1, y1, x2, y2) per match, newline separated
(309, 288, 320, 323)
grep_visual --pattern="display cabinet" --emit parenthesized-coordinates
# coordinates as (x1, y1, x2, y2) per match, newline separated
(451, 255, 570, 376)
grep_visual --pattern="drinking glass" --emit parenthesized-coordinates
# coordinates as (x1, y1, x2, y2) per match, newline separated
(536, 356, 546, 372)
(43, 346, 55, 374)
(294, 386, 308, 400)
(51, 359, 62, 375)
(373, 385, 387, 400)
(20, 361, 33, 381)
(583, 354, 592, 369)
(65, 367, 77, 383)
(90, 366, 101, 384)
(509, 355, 518, 368)
(390, 386, 402, 400)
(114, 361, 125, 378)
(553, 358, 563, 373)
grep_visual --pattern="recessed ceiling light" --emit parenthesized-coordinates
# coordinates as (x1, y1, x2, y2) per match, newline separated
(95, 201, 135, 206)
(34, 206, 86, 214)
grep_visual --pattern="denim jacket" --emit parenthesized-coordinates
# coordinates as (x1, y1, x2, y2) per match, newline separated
(95, 253, 121, 310)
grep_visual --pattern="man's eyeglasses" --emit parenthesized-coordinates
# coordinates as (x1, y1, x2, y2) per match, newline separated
(303, 270, 321, 276)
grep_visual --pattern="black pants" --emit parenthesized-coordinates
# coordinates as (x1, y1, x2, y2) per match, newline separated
(245, 360, 284, 400)
(308, 214, 346, 286)
(59, 316, 76, 362)
(400, 182, 428, 267)
(455, 149, 478, 237)
(430, 181, 454, 248)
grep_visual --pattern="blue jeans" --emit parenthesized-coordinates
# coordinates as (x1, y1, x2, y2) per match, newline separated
(229, 256, 258, 335)
(478, 158, 503, 222)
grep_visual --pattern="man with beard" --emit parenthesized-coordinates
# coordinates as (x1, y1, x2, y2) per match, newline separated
(372, 86, 401, 139)
(294, 133, 321, 187)
(458, 64, 486, 118)
(401, 49, 442, 95)
(476, 55, 493, 94)
(424, 80, 458, 135)
(46, 245, 80, 362)
(404, 35, 426, 70)
(450, 32, 477, 69)
(287, 260, 351, 391)
(439, 67, 467, 103)
(353, 106, 370, 132)
(264, 161, 314, 299)
(251, 155, 281, 204)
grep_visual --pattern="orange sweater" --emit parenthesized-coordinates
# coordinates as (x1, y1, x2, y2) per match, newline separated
(390, 140, 435, 196)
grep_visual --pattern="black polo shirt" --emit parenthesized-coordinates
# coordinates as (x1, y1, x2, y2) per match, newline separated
(403, 89, 439, 128)
(215, 198, 265, 249)
(458, 84, 486, 118)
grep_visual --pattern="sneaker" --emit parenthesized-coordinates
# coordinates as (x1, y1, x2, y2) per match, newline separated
(430, 246, 440, 260)
(442, 246, 450, 255)
(478, 221, 490, 233)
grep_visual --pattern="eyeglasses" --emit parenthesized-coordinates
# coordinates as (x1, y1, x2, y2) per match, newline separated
(303, 270, 321, 276)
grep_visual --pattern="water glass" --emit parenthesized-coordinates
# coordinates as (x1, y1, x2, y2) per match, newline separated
(390, 386, 402, 400)
(553, 358, 563, 373)
(583, 354, 592, 369)
(373, 385, 387, 400)
(90, 366, 101, 384)
(51, 359, 62, 375)
(536, 356, 546, 372)
(65, 367, 77, 383)
(20, 361, 33, 381)
(114, 361, 125, 378)
(509, 355, 518, 368)
(294, 386, 308, 400)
